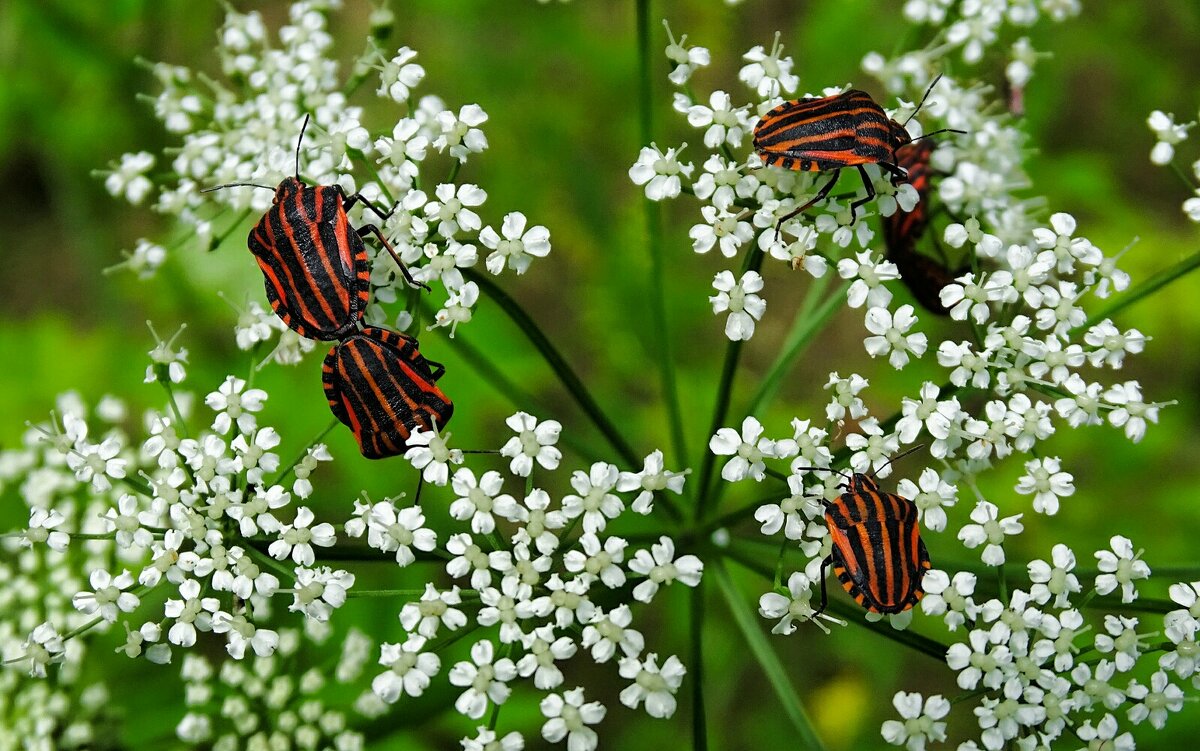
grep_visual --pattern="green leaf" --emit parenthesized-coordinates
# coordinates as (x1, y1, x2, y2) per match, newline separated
(710, 559, 828, 751)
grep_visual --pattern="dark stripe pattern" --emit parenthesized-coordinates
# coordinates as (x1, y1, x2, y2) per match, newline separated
(322, 326, 453, 459)
(247, 177, 370, 340)
(883, 142, 965, 316)
(823, 473, 931, 614)
(753, 90, 902, 172)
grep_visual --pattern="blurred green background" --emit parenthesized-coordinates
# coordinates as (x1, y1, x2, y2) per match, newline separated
(2, 0, 1200, 748)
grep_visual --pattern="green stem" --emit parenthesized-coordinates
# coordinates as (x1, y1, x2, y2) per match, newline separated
(348, 588, 448, 599)
(636, 0, 688, 472)
(1082, 249, 1200, 329)
(689, 582, 708, 751)
(463, 270, 649, 474)
(743, 279, 848, 417)
(160, 380, 192, 441)
(272, 418, 338, 486)
(710, 558, 828, 751)
(695, 249, 765, 518)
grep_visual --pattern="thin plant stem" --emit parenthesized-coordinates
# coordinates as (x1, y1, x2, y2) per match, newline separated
(636, 0, 688, 471)
(1081, 248, 1200, 329)
(743, 279, 849, 417)
(711, 558, 828, 751)
(160, 380, 192, 441)
(463, 270, 651, 475)
(272, 418, 339, 486)
(689, 582, 708, 751)
(696, 249, 765, 518)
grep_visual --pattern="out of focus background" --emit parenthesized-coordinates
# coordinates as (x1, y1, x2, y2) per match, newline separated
(1, 1, 1199, 748)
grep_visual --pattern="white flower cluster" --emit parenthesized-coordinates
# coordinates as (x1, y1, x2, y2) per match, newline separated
(6, 343, 345, 687)
(350, 412, 696, 750)
(1147, 108, 1200, 222)
(103, 1, 552, 347)
(174, 626, 376, 750)
(0, 393, 128, 746)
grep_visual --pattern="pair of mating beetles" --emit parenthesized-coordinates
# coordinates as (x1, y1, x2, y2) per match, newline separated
(207, 116, 451, 460)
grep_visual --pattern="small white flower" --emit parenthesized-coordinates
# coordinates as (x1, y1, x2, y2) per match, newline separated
(618, 653, 686, 718)
(1148, 110, 1193, 165)
(432, 280, 479, 337)
(460, 727, 524, 751)
(1095, 535, 1150, 603)
(399, 584, 468, 638)
(449, 640, 518, 719)
(562, 462, 624, 533)
(616, 449, 688, 515)
(709, 416, 779, 482)
(1104, 380, 1160, 443)
(479, 212, 551, 275)
(446, 532, 511, 589)
(498, 414, 561, 479)
(825, 372, 870, 423)
(403, 425, 463, 486)
(289, 567, 355, 622)
(663, 21, 710, 85)
(564, 534, 627, 589)
(23, 508, 70, 551)
(1015, 457, 1074, 514)
(105, 151, 155, 204)
(581, 604, 644, 663)
(1027, 544, 1081, 608)
(1126, 671, 1185, 729)
(895, 469, 957, 533)
(72, 569, 140, 623)
(372, 634, 440, 702)
(164, 578, 222, 646)
(739, 33, 798, 98)
(863, 305, 928, 369)
(628, 536, 703, 603)
(838, 250, 900, 309)
(880, 692, 950, 751)
(1075, 713, 1135, 751)
(434, 103, 489, 162)
(495, 489, 565, 555)
(19, 623, 65, 677)
(424, 182, 486, 238)
(689, 205, 755, 258)
(709, 270, 766, 341)
(687, 90, 750, 149)
(268, 506, 335, 566)
(449, 468, 509, 534)
(629, 142, 693, 201)
(378, 46, 425, 102)
(210, 612, 279, 660)
(759, 571, 842, 634)
(540, 687, 606, 751)
(204, 375, 267, 435)
(957, 501, 1023, 565)
(516, 625, 577, 690)
(919, 570, 978, 631)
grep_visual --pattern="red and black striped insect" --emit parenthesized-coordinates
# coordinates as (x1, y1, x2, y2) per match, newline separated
(753, 76, 963, 230)
(883, 140, 966, 316)
(322, 326, 453, 459)
(795, 465, 931, 615)
(205, 116, 426, 341)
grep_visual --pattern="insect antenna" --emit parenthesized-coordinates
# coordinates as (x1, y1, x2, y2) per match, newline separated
(200, 182, 275, 194)
(791, 465, 852, 483)
(908, 127, 968, 143)
(902, 74, 944, 128)
(867, 443, 926, 481)
(295, 113, 310, 181)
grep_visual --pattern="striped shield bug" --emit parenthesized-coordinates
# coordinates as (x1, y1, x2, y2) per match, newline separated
(205, 115, 427, 341)
(322, 326, 453, 459)
(753, 75, 964, 232)
(883, 140, 966, 316)
(794, 459, 931, 615)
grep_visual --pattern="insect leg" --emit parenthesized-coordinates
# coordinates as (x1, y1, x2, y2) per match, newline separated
(880, 161, 909, 186)
(773, 169, 841, 239)
(848, 165, 877, 223)
(355, 224, 431, 292)
(424, 357, 446, 382)
(340, 189, 398, 223)
(812, 555, 832, 619)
